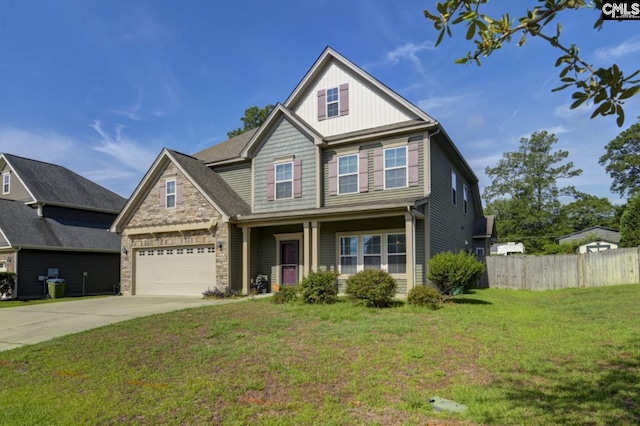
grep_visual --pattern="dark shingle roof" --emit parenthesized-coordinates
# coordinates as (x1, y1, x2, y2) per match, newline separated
(3, 154, 126, 213)
(473, 215, 495, 238)
(192, 128, 258, 164)
(0, 199, 120, 251)
(168, 150, 251, 217)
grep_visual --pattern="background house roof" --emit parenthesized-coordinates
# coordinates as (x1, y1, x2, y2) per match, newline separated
(192, 128, 258, 164)
(0, 199, 121, 251)
(168, 150, 251, 218)
(557, 226, 621, 244)
(2, 153, 126, 213)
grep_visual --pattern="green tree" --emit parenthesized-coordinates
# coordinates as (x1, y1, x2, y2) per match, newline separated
(227, 104, 275, 138)
(598, 121, 640, 199)
(561, 192, 618, 232)
(484, 130, 582, 252)
(620, 193, 640, 247)
(424, 1, 640, 126)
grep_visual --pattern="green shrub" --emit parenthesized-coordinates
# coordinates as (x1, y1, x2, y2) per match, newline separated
(271, 285, 298, 304)
(298, 271, 339, 304)
(427, 251, 485, 297)
(345, 269, 397, 308)
(202, 286, 240, 299)
(0, 272, 16, 299)
(407, 285, 442, 309)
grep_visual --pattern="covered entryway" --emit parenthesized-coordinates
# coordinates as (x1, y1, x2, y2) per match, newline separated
(134, 246, 216, 296)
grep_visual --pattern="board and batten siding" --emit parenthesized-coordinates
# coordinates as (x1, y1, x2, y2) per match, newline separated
(322, 134, 425, 207)
(429, 139, 477, 256)
(16, 250, 120, 299)
(214, 162, 252, 206)
(253, 119, 317, 214)
(292, 60, 415, 138)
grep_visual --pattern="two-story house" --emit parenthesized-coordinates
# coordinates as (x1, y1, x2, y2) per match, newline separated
(0, 153, 125, 299)
(111, 47, 493, 297)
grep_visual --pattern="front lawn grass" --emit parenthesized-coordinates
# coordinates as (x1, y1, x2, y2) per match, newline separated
(1, 285, 639, 425)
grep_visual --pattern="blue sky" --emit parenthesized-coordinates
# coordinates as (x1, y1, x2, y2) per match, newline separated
(0, 1, 638, 204)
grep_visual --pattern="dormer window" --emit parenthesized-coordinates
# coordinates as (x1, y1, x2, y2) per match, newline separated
(317, 83, 349, 121)
(2, 172, 9, 194)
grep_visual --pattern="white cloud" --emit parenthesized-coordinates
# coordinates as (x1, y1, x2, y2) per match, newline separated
(554, 102, 591, 120)
(594, 38, 640, 63)
(0, 127, 76, 165)
(541, 125, 569, 136)
(368, 41, 436, 75)
(418, 93, 480, 119)
(91, 121, 157, 173)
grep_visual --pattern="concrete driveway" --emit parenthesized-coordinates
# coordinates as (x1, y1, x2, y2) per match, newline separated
(0, 295, 256, 352)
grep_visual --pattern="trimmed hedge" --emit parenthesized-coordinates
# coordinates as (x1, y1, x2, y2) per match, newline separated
(298, 271, 339, 304)
(427, 251, 485, 297)
(345, 269, 397, 308)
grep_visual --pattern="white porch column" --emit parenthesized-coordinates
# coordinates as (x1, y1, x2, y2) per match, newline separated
(242, 226, 251, 295)
(311, 221, 319, 272)
(303, 222, 310, 276)
(405, 212, 415, 292)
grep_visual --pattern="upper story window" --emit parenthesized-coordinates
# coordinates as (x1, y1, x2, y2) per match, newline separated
(317, 83, 349, 121)
(463, 184, 468, 214)
(166, 179, 176, 208)
(2, 173, 9, 194)
(338, 154, 358, 194)
(327, 87, 339, 118)
(451, 171, 457, 205)
(384, 146, 407, 189)
(275, 162, 293, 199)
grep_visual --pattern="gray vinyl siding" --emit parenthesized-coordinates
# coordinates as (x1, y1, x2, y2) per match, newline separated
(1, 163, 32, 202)
(16, 250, 120, 299)
(323, 134, 424, 207)
(214, 162, 252, 206)
(252, 224, 302, 287)
(429, 139, 477, 256)
(318, 217, 407, 294)
(229, 224, 243, 292)
(253, 119, 316, 213)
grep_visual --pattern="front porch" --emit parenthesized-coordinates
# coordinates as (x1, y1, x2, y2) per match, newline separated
(237, 203, 426, 295)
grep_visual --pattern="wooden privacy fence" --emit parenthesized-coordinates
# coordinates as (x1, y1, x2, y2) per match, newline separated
(482, 247, 640, 291)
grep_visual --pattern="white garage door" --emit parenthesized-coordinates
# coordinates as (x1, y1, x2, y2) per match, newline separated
(135, 246, 216, 296)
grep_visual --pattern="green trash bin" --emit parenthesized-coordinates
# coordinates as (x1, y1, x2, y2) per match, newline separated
(47, 279, 66, 299)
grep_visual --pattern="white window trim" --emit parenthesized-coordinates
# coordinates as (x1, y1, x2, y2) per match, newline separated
(337, 154, 359, 195)
(165, 179, 176, 209)
(383, 146, 408, 190)
(451, 170, 457, 206)
(275, 161, 294, 200)
(2, 172, 9, 195)
(326, 86, 340, 118)
(336, 229, 407, 277)
(475, 247, 485, 257)
(463, 184, 468, 214)
(0, 260, 6, 272)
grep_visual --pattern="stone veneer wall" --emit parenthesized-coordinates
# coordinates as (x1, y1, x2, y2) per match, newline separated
(0, 251, 16, 273)
(119, 162, 229, 295)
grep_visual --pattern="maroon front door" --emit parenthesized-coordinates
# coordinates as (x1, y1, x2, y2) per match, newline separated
(281, 241, 299, 286)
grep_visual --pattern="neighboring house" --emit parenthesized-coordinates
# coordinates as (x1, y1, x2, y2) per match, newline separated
(111, 47, 492, 297)
(0, 153, 125, 299)
(557, 226, 621, 254)
(472, 215, 497, 257)
(490, 242, 525, 256)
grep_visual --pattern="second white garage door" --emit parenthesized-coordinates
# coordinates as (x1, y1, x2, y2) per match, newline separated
(135, 246, 216, 296)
